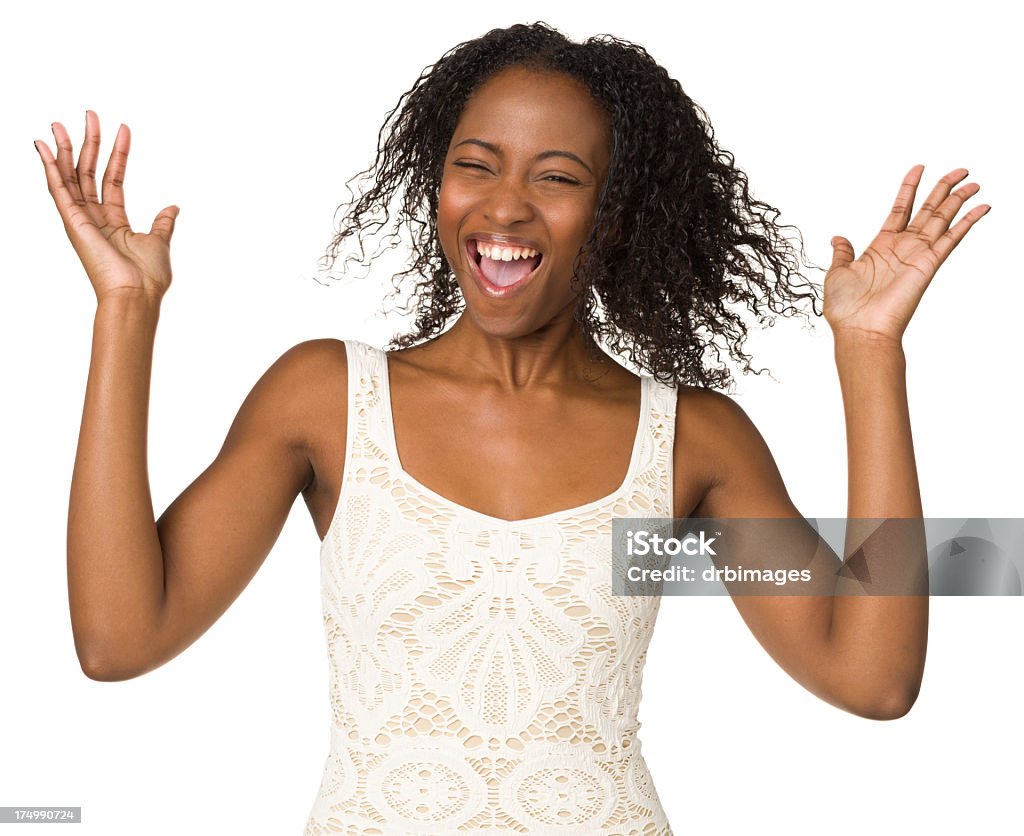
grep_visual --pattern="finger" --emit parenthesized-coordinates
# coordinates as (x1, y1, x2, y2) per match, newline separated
(77, 110, 101, 205)
(34, 137, 113, 256)
(919, 182, 981, 242)
(905, 167, 969, 235)
(880, 164, 924, 233)
(150, 205, 180, 243)
(50, 121, 87, 207)
(930, 203, 991, 268)
(35, 138, 81, 219)
(829, 235, 856, 269)
(100, 123, 131, 229)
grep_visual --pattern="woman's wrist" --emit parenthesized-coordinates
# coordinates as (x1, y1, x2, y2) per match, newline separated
(832, 328, 906, 371)
(94, 287, 163, 325)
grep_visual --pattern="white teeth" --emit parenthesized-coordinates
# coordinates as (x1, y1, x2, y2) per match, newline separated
(476, 242, 540, 261)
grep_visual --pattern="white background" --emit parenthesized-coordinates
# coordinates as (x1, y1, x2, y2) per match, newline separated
(3, 1, 1020, 833)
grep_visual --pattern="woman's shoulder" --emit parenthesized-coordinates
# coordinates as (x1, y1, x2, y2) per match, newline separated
(270, 338, 350, 382)
(247, 339, 351, 438)
(674, 382, 745, 422)
(670, 383, 779, 515)
(276, 333, 352, 364)
(672, 383, 767, 462)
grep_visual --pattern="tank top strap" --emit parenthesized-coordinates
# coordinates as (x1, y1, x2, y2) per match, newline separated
(341, 339, 392, 471)
(635, 374, 679, 519)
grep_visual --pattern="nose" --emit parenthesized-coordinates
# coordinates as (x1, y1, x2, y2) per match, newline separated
(482, 175, 535, 227)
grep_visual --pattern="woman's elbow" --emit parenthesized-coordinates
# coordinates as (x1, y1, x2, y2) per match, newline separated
(854, 683, 921, 721)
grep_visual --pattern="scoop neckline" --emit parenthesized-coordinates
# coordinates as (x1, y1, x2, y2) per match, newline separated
(378, 349, 649, 528)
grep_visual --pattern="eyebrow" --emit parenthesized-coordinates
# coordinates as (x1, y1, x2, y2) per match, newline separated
(454, 138, 594, 176)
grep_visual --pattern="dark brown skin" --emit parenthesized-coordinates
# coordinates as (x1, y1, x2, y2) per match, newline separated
(37, 66, 989, 720)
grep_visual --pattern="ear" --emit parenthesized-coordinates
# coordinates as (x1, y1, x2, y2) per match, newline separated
(602, 214, 626, 248)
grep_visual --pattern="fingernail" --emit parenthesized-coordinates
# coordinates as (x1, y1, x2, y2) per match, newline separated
(32, 140, 38, 152)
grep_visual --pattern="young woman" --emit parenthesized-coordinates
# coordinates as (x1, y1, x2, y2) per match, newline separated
(35, 22, 989, 835)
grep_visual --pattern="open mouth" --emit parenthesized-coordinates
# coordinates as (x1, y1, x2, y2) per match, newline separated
(467, 238, 544, 295)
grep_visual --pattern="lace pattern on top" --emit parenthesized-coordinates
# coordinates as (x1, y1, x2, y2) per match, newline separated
(304, 339, 678, 835)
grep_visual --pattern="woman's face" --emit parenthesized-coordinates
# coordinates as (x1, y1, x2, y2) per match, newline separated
(437, 66, 611, 339)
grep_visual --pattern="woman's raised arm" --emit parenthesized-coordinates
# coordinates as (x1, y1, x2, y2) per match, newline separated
(36, 113, 326, 681)
(680, 166, 989, 719)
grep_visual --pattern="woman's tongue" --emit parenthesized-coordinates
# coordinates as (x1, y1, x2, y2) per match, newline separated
(479, 253, 540, 288)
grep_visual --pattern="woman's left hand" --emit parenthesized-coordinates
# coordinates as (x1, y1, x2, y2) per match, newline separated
(823, 165, 990, 344)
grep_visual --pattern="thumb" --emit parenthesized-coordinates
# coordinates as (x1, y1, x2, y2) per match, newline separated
(829, 235, 855, 270)
(150, 205, 179, 243)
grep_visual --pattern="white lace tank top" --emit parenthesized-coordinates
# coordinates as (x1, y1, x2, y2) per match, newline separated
(303, 339, 678, 835)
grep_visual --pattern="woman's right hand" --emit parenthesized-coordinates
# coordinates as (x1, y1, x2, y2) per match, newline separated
(34, 111, 180, 305)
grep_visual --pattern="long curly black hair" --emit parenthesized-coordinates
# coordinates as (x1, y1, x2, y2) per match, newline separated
(316, 21, 824, 389)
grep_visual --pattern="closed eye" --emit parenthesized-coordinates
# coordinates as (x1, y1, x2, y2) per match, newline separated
(453, 161, 491, 172)
(543, 175, 581, 185)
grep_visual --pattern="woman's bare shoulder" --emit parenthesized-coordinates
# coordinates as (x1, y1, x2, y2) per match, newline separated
(277, 337, 349, 367)
(270, 338, 348, 387)
(672, 384, 774, 512)
(673, 383, 796, 518)
(674, 383, 772, 462)
(675, 383, 749, 432)
(246, 339, 350, 451)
